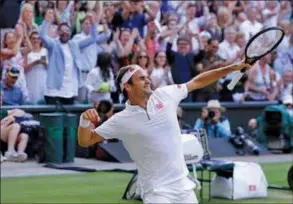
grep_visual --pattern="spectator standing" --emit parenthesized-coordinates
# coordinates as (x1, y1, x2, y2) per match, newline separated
(15, 3, 38, 37)
(85, 52, 116, 104)
(239, 7, 263, 42)
(72, 15, 111, 103)
(180, 3, 210, 52)
(216, 6, 233, 42)
(55, 0, 75, 26)
(194, 39, 223, 102)
(262, 1, 280, 28)
(167, 35, 205, 102)
(23, 31, 48, 104)
(111, 1, 156, 37)
(217, 27, 240, 61)
(39, 13, 98, 105)
(204, 13, 222, 42)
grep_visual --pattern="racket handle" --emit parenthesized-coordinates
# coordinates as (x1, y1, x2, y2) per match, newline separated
(227, 71, 245, 90)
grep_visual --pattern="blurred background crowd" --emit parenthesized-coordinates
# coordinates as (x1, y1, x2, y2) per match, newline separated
(0, 0, 292, 106)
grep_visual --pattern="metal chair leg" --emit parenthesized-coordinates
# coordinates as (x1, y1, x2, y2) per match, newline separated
(208, 171, 211, 202)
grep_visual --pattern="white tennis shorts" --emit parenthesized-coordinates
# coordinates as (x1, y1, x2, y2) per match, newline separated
(142, 176, 198, 203)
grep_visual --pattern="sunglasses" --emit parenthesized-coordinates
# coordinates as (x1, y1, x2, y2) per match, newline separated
(138, 55, 147, 59)
(59, 27, 71, 34)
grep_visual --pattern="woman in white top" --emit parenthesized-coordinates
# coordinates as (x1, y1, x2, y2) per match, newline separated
(246, 54, 280, 101)
(149, 51, 174, 90)
(85, 52, 116, 103)
(23, 31, 48, 104)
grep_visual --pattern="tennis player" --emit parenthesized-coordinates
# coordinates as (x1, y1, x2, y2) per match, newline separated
(78, 60, 252, 203)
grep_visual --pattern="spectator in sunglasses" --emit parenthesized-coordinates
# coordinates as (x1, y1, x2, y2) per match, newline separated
(133, 50, 152, 76)
(39, 13, 99, 105)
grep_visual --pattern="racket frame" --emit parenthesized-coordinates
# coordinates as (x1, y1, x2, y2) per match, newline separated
(227, 27, 285, 90)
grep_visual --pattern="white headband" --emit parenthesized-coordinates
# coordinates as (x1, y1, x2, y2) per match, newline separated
(120, 65, 141, 91)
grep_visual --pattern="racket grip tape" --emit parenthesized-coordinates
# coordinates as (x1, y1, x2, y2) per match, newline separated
(227, 71, 245, 90)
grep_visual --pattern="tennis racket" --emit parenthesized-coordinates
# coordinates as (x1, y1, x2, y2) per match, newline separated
(227, 27, 285, 90)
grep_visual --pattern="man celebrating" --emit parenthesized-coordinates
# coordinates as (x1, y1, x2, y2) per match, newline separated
(78, 60, 252, 203)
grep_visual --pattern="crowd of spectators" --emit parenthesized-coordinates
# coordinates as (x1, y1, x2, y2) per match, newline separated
(0, 0, 292, 106)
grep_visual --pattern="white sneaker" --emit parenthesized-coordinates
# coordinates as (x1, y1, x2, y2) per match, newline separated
(1, 154, 6, 163)
(16, 152, 28, 162)
(4, 151, 18, 161)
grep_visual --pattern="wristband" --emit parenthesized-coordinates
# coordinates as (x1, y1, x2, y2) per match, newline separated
(79, 115, 91, 128)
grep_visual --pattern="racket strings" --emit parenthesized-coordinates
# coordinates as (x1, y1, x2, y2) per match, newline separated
(246, 30, 283, 57)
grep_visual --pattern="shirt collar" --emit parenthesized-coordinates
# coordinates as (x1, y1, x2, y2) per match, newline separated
(125, 100, 150, 112)
(125, 100, 143, 112)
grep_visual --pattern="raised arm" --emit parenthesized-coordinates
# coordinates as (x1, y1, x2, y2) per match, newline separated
(186, 59, 252, 93)
(78, 14, 99, 49)
(166, 37, 177, 65)
(78, 109, 104, 147)
(95, 23, 111, 44)
(39, 16, 55, 50)
(143, 2, 156, 22)
(0, 34, 23, 60)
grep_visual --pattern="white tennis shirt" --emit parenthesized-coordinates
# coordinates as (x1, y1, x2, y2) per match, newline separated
(95, 84, 191, 193)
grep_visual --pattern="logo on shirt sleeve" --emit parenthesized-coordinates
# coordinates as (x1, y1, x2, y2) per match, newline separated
(177, 84, 182, 89)
(156, 103, 164, 110)
(248, 185, 256, 191)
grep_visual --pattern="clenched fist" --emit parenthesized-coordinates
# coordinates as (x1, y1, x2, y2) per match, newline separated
(82, 108, 99, 122)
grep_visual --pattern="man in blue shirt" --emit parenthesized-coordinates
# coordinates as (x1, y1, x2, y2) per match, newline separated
(40, 13, 99, 105)
(194, 100, 231, 138)
(2, 67, 24, 106)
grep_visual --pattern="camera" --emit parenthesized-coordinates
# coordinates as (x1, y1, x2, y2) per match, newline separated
(207, 110, 215, 119)
(230, 126, 260, 155)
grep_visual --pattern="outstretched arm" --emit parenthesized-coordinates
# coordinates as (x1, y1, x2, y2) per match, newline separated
(186, 59, 252, 93)
(78, 109, 104, 147)
(40, 21, 55, 50)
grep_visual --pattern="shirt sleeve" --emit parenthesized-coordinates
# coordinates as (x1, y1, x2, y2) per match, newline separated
(94, 116, 119, 140)
(158, 84, 188, 106)
(216, 119, 231, 138)
(194, 118, 204, 129)
(85, 71, 96, 93)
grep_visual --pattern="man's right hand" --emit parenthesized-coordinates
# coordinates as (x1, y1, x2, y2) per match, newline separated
(82, 108, 99, 122)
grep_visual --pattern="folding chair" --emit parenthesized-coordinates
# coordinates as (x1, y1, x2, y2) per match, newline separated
(187, 129, 234, 203)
